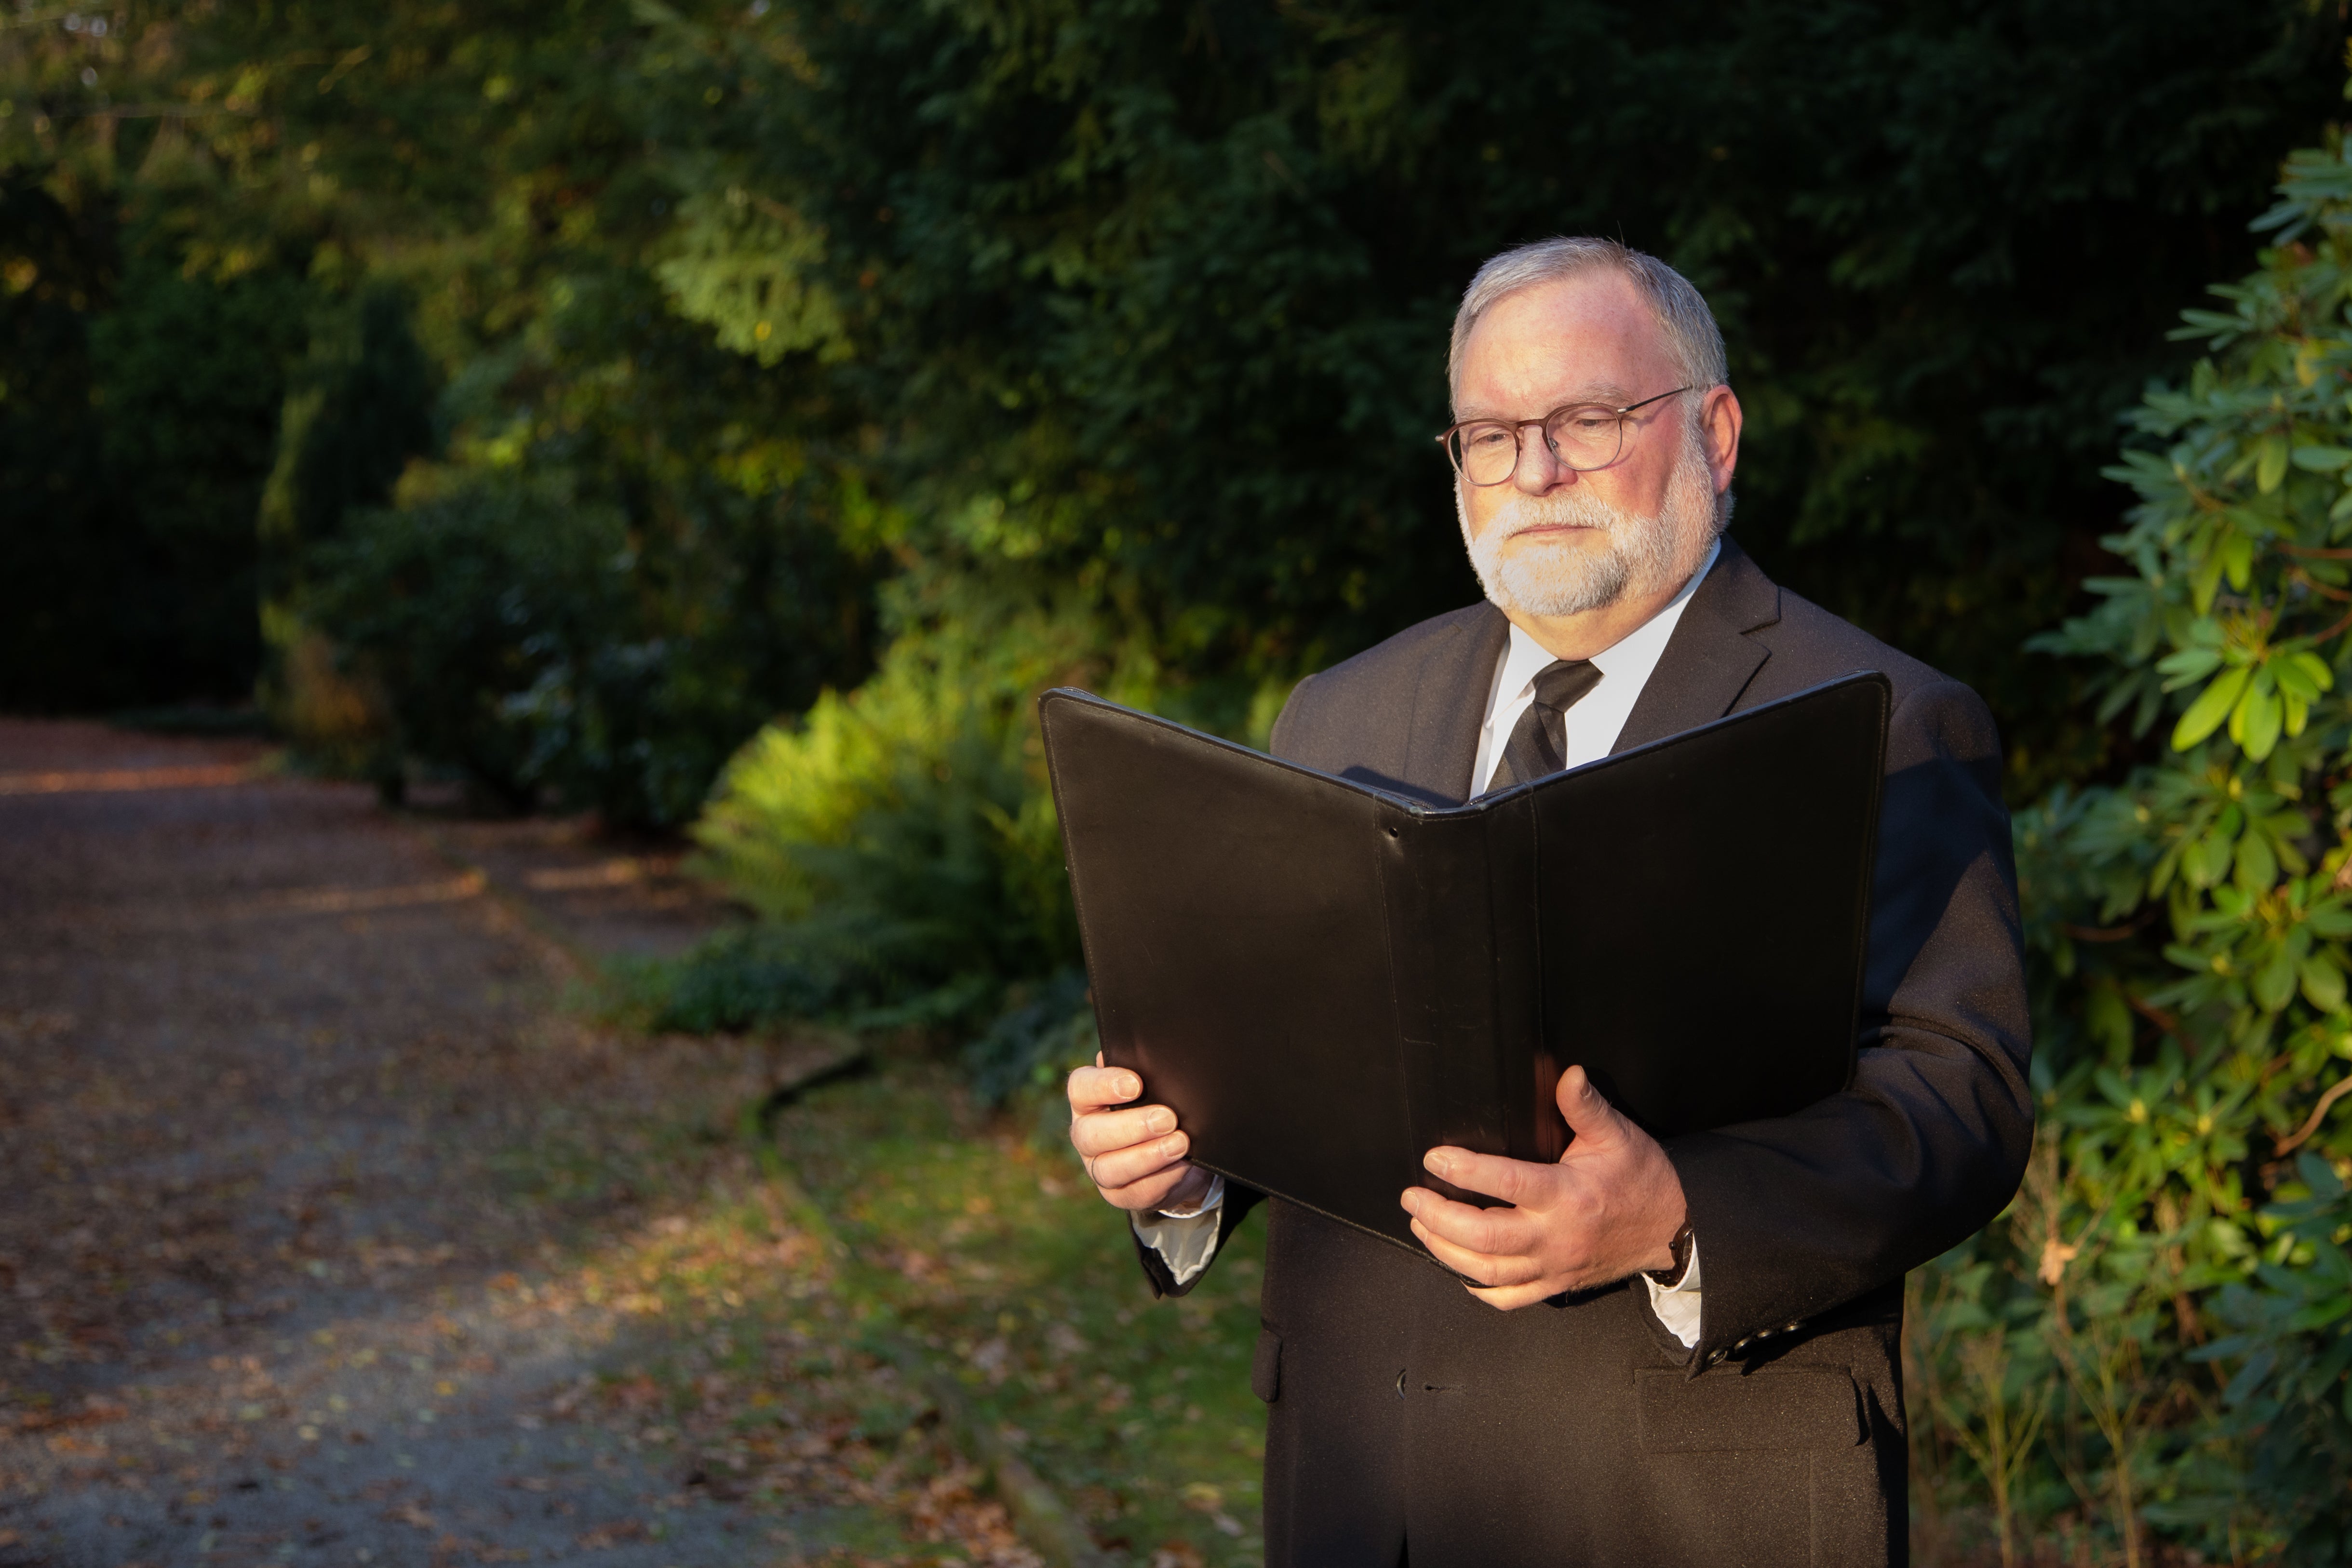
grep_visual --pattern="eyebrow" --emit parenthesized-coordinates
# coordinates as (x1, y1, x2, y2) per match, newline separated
(1452, 382, 1642, 420)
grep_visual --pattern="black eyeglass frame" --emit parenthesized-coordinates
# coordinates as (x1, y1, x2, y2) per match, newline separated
(1435, 384, 1698, 484)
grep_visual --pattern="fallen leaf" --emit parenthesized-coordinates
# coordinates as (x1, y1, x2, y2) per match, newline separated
(575, 1518, 647, 1549)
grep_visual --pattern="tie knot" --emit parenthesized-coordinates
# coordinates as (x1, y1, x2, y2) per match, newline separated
(1530, 659, 1602, 714)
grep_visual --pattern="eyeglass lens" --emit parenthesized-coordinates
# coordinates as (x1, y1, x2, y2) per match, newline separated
(1454, 408, 1624, 484)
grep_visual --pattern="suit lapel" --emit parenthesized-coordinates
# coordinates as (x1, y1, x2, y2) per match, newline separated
(1611, 538, 1782, 754)
(1404, 601, 1511, 804)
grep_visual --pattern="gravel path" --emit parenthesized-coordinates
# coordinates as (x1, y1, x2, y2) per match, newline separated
(0, 720, 878, 1568)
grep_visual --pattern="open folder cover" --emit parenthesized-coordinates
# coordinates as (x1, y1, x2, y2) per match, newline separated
(1039, 672, 1891, 1257)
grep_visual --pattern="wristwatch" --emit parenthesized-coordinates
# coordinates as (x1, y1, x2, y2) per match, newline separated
(1644, 1221, 1694, 1288)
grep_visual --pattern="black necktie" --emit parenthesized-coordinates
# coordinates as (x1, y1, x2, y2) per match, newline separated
(1484, 659, 1603, 793)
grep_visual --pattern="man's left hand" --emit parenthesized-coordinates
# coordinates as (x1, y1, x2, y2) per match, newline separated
(1401, 1064, 1689, 1310)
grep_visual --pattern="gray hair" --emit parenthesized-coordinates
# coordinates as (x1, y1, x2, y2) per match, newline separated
(1447, 237, 1727, 399)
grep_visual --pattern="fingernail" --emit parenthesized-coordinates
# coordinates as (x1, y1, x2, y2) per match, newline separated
(1145, 1109, 1174, 1134)
(1119, 1075, 1140, 1098)
(1425, 1151, 1453, 1177)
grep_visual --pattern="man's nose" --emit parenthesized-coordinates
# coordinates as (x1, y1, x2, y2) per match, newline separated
(1511, 425, 1572, 495)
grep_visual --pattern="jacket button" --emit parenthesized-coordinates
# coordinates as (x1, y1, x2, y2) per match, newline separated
(1784, 1321, 1801, 1332)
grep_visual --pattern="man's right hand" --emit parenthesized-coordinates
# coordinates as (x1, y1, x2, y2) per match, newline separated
(1068, 1052, 1216, 1214)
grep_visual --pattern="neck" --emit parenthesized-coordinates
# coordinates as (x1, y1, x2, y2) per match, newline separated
(1502, 537, 1718, 661)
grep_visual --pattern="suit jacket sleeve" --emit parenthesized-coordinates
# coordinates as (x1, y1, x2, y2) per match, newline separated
(1664, 677, 2033, 1365)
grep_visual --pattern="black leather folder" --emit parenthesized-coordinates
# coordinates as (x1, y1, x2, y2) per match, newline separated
(1038, 672, 1890, 1257)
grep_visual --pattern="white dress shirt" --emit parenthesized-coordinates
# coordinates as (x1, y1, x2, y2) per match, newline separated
(1470, 538, 1719, 796)
(1134, 540, 1723, 1345)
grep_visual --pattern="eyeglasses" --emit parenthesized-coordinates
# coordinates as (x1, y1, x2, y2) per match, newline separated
(1436, 386, 1695, 486)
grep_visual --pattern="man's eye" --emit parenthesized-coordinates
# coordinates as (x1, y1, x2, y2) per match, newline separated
(1560, 413, 1617, 435)
(1465, 427, 1513, 449)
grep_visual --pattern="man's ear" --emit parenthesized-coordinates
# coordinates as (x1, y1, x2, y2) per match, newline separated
(1704, 385, 1743, 495)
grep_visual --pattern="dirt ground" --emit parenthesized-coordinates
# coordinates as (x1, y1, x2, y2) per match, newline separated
(0, 719, 1020, 1568)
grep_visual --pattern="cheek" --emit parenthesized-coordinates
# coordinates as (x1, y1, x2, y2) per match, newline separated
(1594, 460, 1670, 515)
(1459, 486, 1498, 540)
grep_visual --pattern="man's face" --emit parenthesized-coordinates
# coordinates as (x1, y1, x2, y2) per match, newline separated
(1452, 271, 1729, 620)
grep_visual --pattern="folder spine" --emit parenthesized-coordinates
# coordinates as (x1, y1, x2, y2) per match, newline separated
(1377, 800, 1555, 1205)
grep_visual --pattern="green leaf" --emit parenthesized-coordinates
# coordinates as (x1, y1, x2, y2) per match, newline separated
(2256, 945, 2300, 1011)
(2174, 664, 2253, 750)
(2239, 679, 2284, 760)
(2224, 1346, 2279, 1406)
(2291, 651, 2336, 692)
(2257, 434, 2291, 494)
(2223, 531, 2256, 591)
(2157, 646, 2224, 689)
(2273, 656, 2321, 703)
(2300, 1150, 2348, 1200)
(2294, 445, 2352, 472)
(2236, 828, 2279, 892)
(2299, 952, 2346, 1013)
(2307, 906, 2352, 938)
(2191, 548, 2230, 616)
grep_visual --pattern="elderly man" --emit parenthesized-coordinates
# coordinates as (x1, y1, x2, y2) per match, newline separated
(1067, 237, 2030, 1567)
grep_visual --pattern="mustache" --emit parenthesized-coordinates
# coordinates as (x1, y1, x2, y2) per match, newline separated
(1488, 490, 1629, 537)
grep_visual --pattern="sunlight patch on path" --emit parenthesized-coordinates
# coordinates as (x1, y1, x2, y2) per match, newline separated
(0, 763, 256, 796)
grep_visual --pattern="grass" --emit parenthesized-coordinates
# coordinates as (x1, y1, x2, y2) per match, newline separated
(492, 1031, 1268, 1567)
(773, 1062, 1269, 1565)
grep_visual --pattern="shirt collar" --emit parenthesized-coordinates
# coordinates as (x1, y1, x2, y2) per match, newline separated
(1493, 537, 1721, 701)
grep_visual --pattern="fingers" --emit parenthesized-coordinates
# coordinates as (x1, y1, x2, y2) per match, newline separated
(1070, 1102, 1177, 1159)
(1086, 1126, 1192, 1191)
(1405, 1213, 1540, 1289)
(1095, 1157, 1200, 1213)
(1421, 1145, 1544, 1206)
(1554, 1065, 1628, 1151)
(1400, 1184, 1534, 1260)
(1464, 1279, 1566, 1312)
(1068, 1063, 1142, 1113)
(1066, 1060, 1199, 1207)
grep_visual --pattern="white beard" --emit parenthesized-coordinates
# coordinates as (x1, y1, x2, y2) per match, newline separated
(1458, 434, 1720, 618)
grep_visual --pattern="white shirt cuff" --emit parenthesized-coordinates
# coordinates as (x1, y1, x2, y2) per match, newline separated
(1131, 1175, 1226, 1287)
(1640, 1235, 1703, 1349)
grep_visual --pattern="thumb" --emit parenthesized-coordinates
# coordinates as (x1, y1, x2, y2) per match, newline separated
(1556, 1065, 1626, 1154)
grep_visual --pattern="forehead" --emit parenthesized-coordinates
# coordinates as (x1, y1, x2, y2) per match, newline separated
(1453, 271, 1676, 415)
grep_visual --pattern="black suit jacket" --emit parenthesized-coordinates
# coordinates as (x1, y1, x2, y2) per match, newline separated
(1129, 540, 2031, 1568)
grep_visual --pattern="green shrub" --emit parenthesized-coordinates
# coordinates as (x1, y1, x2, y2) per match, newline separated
(1911, 135, 2352, 1563)
(680, 586, 1104, 1031)
(607, 924, 861, 1035)
(309, 476, 635, 813)
(309, 466, 869, 827)
(962, 968, 1098, 1108)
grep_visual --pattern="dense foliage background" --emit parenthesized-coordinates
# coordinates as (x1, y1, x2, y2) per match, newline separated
(9, 0, 2352, 1559)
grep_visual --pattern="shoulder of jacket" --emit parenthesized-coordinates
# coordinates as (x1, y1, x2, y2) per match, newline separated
(1298, 602, 1494, 701)
(1270, 602, 1494, 759)
(1763, 588, 1952, 701)
(1758, 586, 2001, 761)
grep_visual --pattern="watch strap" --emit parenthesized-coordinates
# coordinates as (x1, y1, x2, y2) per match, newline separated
(1644, 1221, 1694, 1288)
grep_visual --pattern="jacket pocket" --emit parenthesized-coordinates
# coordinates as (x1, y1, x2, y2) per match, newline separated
(1634, 1366, 1861, 1453)
(1250, 1327, 1282, 1403)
